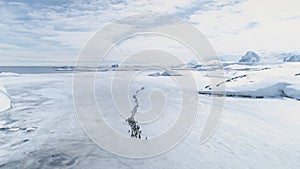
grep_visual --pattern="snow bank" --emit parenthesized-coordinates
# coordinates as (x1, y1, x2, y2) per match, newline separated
(199, 82, 300, 99)
(239, 51, 260, 63)
(200, 63, 300, 100)
(0, 85, 11, 112)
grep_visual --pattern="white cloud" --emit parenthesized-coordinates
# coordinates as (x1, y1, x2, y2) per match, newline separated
(0, 0, 299, 65)
(189, 0, 300, 54)
(0, 0, 203, 65)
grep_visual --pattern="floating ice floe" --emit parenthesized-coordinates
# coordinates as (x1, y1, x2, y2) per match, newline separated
(0, 72, 20, 77)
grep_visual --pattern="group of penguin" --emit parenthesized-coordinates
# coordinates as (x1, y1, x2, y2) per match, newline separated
(126, 117, 147, 140)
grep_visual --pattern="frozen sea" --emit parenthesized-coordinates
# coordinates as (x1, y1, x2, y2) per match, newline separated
(0, 64, 300, 169)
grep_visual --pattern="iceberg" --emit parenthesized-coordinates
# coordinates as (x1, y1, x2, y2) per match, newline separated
(239, 51, 260, 63)
(282, 53, 300, 62)
(148, 70, 181, 76)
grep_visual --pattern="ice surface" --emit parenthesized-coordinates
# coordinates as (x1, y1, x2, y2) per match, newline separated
(0, 64, 299, 169)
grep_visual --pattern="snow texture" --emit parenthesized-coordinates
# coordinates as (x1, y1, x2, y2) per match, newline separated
(0, 63, 300, 169)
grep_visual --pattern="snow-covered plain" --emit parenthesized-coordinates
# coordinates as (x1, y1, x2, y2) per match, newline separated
(0, 63, 300, 169)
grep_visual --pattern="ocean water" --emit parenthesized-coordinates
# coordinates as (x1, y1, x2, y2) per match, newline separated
(0, 66, 74, 74)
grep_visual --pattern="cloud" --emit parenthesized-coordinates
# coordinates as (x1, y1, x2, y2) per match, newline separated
(0, 0, 205, 65)
(188, 0, 300, 54)
(0, 0, 300, 65)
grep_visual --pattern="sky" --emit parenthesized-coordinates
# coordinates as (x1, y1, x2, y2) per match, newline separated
(0, 0, 299, 65)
